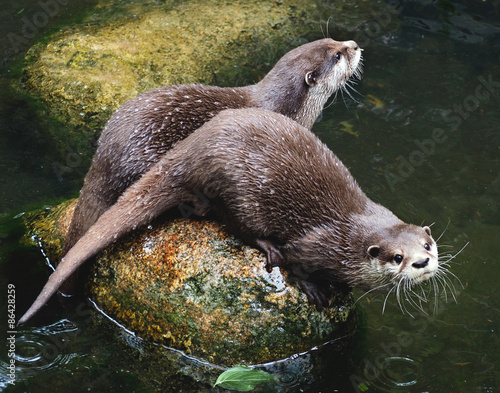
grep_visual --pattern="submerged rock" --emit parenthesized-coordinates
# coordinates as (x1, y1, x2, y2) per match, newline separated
(25, 200, 356, 366)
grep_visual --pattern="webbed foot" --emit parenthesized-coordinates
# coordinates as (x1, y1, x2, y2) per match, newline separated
(300, 280, 332, 311)
(255, 239, 285, 272)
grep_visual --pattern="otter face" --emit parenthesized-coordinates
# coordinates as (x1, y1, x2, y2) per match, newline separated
(366, 225, 439, 285)
(304, 39, 363, 94)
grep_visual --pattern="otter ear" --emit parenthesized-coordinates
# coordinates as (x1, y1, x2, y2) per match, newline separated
(367, 245, 380, 258)
(423, 226, 431, 236)
(305, 71, 317, 86)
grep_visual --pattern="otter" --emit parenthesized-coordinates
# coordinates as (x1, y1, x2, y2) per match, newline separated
(19, 108, 439, 324)
(62, 38, 362, 263)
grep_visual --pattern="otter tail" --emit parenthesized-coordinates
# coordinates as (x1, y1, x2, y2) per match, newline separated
(19, 161, 184, 325)
(57, 191, 110, 295)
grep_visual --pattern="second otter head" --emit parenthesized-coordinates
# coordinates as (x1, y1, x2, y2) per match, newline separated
(301, 38, 362, 95)
(254, 38, 362, 129)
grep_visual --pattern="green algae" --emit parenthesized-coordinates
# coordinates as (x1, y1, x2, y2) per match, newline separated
(21, 0, 325, 141)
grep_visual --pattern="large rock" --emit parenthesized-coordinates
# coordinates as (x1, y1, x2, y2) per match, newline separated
(24, 200, 356, 366)
(19, 0, 382, 144)
(21, 0, 324, 137)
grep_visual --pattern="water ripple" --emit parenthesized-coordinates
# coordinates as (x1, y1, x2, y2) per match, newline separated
(0, 319, 80, 382)
(367, 356, 424, 392)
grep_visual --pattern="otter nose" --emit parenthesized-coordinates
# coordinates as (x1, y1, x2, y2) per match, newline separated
(412, 258, 429, 269)
(345, 40, 359, 50)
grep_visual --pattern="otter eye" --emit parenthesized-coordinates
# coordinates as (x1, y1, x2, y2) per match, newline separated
(393, 254, 403, 264)
(335, 52, 342, 62)
(424, 243, 431, 251)
(305, 71, 317, 86)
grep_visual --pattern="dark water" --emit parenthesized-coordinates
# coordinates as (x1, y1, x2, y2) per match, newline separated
(1, 1, 500, 392)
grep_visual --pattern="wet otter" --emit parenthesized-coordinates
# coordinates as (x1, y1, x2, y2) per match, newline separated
(19, 108, 439, 324)
(63, 38, 362, 261)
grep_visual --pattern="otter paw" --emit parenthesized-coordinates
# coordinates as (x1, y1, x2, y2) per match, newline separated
(300, 281, 331, 310)
(255, 239, 284, 272)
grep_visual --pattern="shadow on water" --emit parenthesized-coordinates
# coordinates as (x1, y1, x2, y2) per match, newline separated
(1, 0, 500, 392)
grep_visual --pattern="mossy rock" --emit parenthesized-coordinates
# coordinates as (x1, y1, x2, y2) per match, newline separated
(19, 0, 382, 146)
(25, 200, 356, 366)
(21, 0, 325, 137)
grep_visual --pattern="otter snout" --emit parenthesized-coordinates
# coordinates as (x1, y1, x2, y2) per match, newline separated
(344, 40, 360, 51)
(412, 258, 429, 269)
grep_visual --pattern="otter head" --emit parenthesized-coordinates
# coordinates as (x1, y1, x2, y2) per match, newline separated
(366, 225, 438, 287)
(303, 39, 362, 96)
(254, 38, 363, 129)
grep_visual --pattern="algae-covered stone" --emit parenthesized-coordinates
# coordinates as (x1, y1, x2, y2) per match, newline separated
(25, 200, 356, 366)
(21, 0, 326, 137)
(19, 0, 383, 146)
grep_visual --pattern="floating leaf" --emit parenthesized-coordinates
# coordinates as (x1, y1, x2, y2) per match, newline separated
(366, 94, 385, 109)
(213, 366, 275, 391)
(339, 121, 359, 139)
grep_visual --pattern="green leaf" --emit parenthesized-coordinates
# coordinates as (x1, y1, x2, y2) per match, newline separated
(213, 366, 275, 391)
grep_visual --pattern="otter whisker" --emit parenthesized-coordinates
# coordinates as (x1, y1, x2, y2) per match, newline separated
(436, 244, 454, 251)
(405, 288, 425, 314)
(434, 266, 460, 304)
(412, 283, 429, 303)
(351, 58, 364, 80)
(382, 283, 397, 314)
(430, 276, 440, 314)
(442, 242, 469, 264)
(408, 280, 429, 314)
(435, 268, 460, 303)
(344, 80, 362, 96)
(395, 277, 415, 317)
(339, 83, 359, 103)
(321, 15, 333, 39)
(434, 273, 450, 303)
(354, 282, 392, 306)
(436, 220, 450, 243)
(437, 264, 464, 290)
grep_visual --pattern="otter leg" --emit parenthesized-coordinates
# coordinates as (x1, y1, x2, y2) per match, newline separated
(299, 280, 332, 311)
(255, 239, 284, 272)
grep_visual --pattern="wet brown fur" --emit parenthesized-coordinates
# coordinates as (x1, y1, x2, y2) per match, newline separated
(19, 108, 438, 324)
(63, 38, 362, 262)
